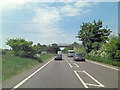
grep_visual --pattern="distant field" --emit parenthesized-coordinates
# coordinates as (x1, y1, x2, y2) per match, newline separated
(2, 51, 55, 81)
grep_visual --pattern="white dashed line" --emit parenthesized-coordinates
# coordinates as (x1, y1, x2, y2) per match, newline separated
(68, 63, 72, 68)
(12, 58, 53, 89)
(73, 63, 79, 67)
(66, 60, 68, 62)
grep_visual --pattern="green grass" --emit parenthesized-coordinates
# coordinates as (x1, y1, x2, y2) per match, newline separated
(85, 56, 120, 67)
(2, 51, 55, 81)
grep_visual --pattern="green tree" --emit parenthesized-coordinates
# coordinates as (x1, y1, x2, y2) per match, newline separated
(77, 20, 111, 53)
(105, 34, 120, 60)
(6, 38, 36, 58)
(71, 42, 79, 48)
(48, 43, 60, 54)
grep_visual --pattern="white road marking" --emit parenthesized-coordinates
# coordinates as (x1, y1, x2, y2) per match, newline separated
(86, 60, 119, 71)
(12, 58, 53, 89)
(83, 71, 105, 87)
(73, 63, 79, 67)
(70, 60, 73, 62)
(85, 83, 104, 87)
(74, 70, 105, 88)
(74, 71, 88, 88)
(68, 63, 72, 68)
(66, 60, 68, 62)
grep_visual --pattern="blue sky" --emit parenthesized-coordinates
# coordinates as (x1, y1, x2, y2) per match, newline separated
(1, 1, 118, 49)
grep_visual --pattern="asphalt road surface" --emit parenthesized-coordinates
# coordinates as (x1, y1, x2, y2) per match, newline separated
(12, 54, 118, 88)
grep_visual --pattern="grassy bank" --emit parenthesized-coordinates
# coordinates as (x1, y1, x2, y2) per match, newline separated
(86, 56, 120, 67)
(2, 51, 55, 81)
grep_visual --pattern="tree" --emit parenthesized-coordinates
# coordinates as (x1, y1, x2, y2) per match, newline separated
(77, 20, 112, 53)
(33, 43, 48, 54)
(71, 42, 79, 47)
(6, 38, 36, 58)
(105, 34, 120, 60)
(48, 43, 60, 54)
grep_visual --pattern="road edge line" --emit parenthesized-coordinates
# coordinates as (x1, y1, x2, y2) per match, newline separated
(12, 58, 53, 89)
(86, 59, 119, 71)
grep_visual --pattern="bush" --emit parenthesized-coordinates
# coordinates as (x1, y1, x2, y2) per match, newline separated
(6, 38, 36, 58)
(105, 34, 120, 60)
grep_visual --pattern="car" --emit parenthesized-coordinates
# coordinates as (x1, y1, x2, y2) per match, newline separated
(74, 53, 85, 61)
(54, 54, 62, 60)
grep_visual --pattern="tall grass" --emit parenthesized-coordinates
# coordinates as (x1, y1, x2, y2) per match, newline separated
(86, 56, 120, 67)
(2, 51, 55, 81)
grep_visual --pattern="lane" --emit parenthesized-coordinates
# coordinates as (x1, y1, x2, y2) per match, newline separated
(67, 55, 118, 88)
(12, 54, 118, 88)
(19, 55, 84, 88)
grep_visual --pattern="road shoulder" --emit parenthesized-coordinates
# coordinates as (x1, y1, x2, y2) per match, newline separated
(86, 59, 119, 71)
(2, 58, 53, 88)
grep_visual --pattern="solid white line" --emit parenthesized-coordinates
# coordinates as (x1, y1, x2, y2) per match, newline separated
(74, 63, 79, 67)
(74, 71, 88, 88)
(85, 83, 104, 87)
(12, 58, 53, 89)
(83, 71, 105, 87)
(86, 60, 119, 71)
(68, 63, 72, 68)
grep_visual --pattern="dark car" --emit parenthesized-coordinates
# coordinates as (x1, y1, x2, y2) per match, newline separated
(54, 54, 62, 60)
(74, 53, 85, 61)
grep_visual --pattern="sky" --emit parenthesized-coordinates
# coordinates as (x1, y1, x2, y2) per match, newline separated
(1, 0, 118, 49)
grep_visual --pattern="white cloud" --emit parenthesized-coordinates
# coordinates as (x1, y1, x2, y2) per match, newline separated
(60, 5, 80, 16)
(29, 6, 64, 38)
(2, 1, 99, 46)
(74, 2, 91, 7)
(60, 2, 97, 16)
(22, 2, 98, 44)
(32, 7, 60, 24)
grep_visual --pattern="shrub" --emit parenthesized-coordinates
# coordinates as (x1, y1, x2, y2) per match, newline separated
(6, 38, 36, 58)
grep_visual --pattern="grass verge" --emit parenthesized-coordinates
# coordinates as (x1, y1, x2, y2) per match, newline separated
(2, 51, 55, 81)
(85, 56, 120, 67)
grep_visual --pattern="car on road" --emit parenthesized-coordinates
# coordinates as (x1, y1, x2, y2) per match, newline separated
(74, 53, 85, 61)
(68, 50, 75, 57)
(54, 54, 62, 60)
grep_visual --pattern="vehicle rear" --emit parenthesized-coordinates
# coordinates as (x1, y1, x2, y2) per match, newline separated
(74, 53, 85, 61)
(68, 50, 75, 57)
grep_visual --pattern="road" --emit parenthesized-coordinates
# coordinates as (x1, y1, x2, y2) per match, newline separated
(12, 54, 118, 88)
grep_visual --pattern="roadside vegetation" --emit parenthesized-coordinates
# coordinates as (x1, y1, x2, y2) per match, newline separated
(2, 50, 55, 81)
(2, 38, 61, 81)
(75, 20, 120, 67)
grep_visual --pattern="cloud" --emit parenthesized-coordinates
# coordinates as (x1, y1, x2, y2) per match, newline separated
(74, 2, 91, 7)
(60, 2, 98, 16)
(60, 5, 80, 16)
(32, 7, 61, 24)
(21, 2, 98, 44)
(29, 6, 64, 38)
(3, 1, 99, 46)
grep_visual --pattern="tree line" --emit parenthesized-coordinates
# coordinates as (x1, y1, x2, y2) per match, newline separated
(6, 38, 60, 58)
(77, 20, 120, 61)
